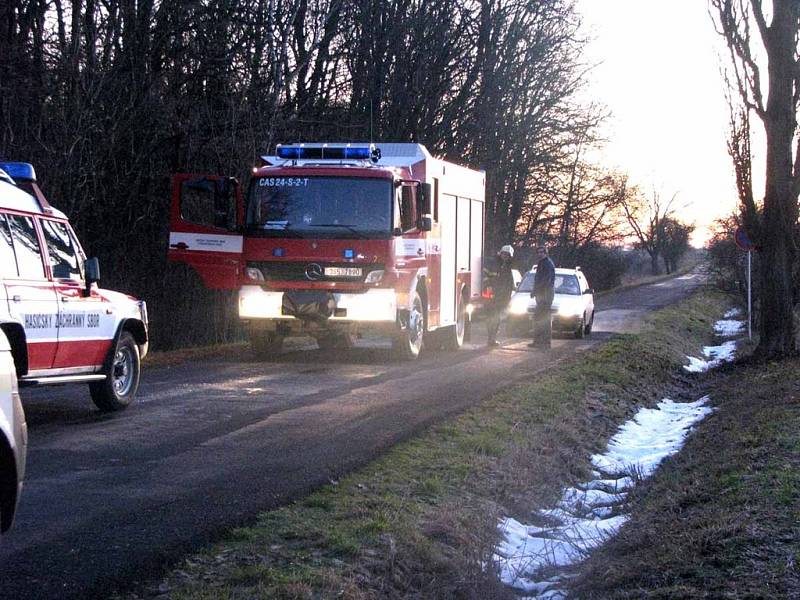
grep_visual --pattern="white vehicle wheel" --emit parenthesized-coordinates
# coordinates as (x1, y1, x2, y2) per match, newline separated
(90, 331, 141, 412)
(574, 316, 586, 339)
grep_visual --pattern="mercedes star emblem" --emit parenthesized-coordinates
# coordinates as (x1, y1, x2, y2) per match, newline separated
(305, 263, 323, 280)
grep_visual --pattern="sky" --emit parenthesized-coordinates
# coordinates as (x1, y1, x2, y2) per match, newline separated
(575, 0, 746, 246)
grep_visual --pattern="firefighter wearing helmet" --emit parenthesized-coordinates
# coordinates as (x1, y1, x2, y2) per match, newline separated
(484, 244, 516, 347)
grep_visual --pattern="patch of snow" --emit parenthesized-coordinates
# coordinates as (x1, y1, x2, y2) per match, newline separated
(714, 319, 745, 336)
(683, 341, 737, 372)
(723, 307, 743, 319)
(494, 397, 713, 598)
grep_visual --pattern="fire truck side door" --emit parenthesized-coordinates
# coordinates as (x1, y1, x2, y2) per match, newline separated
(168, 174, 243, 290)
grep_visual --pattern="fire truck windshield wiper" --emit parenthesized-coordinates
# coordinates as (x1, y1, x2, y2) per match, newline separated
(250, 223, 304, 237)
(313, 224, 369, 239)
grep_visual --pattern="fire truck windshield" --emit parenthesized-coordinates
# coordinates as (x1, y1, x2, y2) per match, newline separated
(246, 176, 393, 239)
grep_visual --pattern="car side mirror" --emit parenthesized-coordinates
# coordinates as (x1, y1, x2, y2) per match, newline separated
(584, 288, 593, 295)
(84, 257, 100, 297)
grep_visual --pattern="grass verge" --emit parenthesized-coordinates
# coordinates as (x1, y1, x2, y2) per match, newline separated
(125, 288, 732, 600)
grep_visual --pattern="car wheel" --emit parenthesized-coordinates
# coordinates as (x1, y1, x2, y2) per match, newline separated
(90, 331, 141, 412)
(574, 316, 586, 339)
(250, 330, 284, 360)
(393, 290, 425, 360)
(585, 312, 594, 336)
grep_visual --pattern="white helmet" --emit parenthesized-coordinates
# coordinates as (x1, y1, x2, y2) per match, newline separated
(499, 244, 514, 257)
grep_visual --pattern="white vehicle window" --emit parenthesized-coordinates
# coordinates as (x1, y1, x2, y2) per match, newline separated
(0, 214, 18, 277)
(554, 275, 581, 295)
(41, 219, 82, 280)
(7, 214, 45, 279)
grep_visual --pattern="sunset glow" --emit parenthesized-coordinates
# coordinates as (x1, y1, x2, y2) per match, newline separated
(577, 0, 746, 247)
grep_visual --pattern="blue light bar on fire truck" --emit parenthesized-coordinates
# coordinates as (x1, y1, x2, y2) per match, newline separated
(0, 162, 37, 183)
(276, 143, 381, 163)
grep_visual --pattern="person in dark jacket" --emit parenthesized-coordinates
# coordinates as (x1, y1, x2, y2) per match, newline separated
(485, 245, 516, 347)
(529, 245, 556, 349)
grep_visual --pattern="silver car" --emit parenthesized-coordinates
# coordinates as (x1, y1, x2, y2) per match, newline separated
(506, 267, 595, 339)
(0, 328, 27, 534)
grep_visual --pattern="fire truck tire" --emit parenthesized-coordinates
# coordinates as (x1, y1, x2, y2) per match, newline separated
(441, 292, 468, 351)
(250, 331, 283, 360)
(392, 290, 426, 360)
(89, 331, 141, 412)
(316, 332, 354, 350)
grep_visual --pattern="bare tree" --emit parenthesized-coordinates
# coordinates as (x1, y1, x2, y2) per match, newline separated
(710, 0, 800, 358)
(622, 188, 677, 275)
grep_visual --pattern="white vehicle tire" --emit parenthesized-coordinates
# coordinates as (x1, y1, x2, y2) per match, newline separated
(90, 331, 141, 412)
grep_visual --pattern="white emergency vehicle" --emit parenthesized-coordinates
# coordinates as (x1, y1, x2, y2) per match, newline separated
(0, 162, 149, 411)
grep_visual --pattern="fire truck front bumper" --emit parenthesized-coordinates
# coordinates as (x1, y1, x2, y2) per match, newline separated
(239, 286, 398, 327)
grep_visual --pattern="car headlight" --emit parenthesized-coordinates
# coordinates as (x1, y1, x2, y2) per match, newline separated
(508, 295, 530, 315)
(557, 301, 583, 317)
(364, 269, 384, 284)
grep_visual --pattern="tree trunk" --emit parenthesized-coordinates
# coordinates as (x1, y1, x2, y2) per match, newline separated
(756, 0, 798, 359)
(650, 253, 661, 275)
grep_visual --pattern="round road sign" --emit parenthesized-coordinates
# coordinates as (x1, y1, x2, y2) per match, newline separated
(735, 226, 755, 251)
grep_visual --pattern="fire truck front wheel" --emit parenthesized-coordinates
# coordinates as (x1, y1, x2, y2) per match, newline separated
(250, 330, 284, 360)
(393, 290, 426, 360)
(89, 331, 141, 412)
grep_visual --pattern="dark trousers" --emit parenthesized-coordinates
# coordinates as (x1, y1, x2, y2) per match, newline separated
(533, 290, 554, 348)
(486, 298, 509, 343)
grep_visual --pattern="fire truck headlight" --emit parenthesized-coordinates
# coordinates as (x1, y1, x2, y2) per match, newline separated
(245, 267, 265, 281)
(364, 269, 384, 284)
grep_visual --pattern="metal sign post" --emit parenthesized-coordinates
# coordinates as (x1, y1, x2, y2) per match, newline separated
(747, 250, 752, 340)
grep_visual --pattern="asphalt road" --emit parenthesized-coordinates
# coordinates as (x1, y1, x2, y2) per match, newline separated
(0, 270, 706, 599)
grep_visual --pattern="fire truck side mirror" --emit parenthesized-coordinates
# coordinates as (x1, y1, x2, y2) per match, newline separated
(418, 216, 433, 232)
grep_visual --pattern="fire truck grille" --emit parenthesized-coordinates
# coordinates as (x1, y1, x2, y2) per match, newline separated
(248, 261, 383, 283)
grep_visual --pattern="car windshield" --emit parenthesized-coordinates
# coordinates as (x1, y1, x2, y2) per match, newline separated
(517, 272, 581, 295)
(246, 176, 393, 239)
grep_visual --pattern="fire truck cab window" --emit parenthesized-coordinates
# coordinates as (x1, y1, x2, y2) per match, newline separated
(0, 213, 18, 277)
(181, 178, 234, 230)
(398, 186, 416, 232)
(41, 219, 82, 280)
(246, 176, 392, 239)
(7, 214, 45, 279)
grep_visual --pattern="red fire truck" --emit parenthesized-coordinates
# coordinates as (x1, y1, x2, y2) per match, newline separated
(167, 143, 485, 359)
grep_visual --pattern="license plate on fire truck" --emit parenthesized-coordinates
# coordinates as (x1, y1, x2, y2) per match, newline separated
(324, 267, 362, 277)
